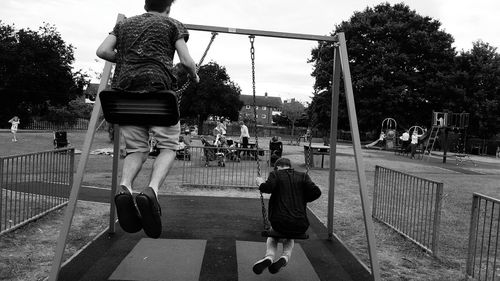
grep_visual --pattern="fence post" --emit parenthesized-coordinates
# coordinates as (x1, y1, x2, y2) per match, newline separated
(431, 182, 444, 255)
(372, 166, 380, 217)
(68, 148, 75, 189)
(466, 194, 480, 276)
(0, 157, 3, 232)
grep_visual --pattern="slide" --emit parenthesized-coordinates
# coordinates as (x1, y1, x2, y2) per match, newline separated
(364, 139, 383, 149)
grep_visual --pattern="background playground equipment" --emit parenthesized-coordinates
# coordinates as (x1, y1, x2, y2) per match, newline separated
(423, 111, 470, 163)
(364, 117, 397, 150)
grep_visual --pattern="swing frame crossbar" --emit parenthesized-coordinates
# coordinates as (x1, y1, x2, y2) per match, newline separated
(48, 16, 380, 281)
(185, 23, 337, 42)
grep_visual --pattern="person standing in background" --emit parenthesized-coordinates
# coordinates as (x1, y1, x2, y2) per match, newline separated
(8, 116, 20, 142)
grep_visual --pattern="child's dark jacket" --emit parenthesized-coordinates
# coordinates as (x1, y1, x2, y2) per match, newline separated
(259, 169, 321, 235)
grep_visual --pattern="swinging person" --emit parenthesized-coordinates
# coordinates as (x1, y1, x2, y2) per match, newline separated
(96, 0, 199, 239)
(253, 158, 321, 274)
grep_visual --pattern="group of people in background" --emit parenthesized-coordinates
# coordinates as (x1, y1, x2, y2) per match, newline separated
(399, 129, 425, 159)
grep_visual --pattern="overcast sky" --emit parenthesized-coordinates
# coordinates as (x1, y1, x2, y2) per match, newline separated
(1, 0, 499, 103)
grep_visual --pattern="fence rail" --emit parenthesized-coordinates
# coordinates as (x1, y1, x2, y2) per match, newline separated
(372, 165, 444, 255)
(179, 145, 272, 188)
(467, 193, 500, 281)
(23, 118, 107, 131)
(0, 148, 75, 235)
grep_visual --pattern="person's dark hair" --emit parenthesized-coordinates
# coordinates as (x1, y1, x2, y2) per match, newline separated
(274, 157, 291, 169)
(145, 0, 175, 12)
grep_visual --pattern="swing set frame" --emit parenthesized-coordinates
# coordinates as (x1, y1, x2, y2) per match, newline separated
(48, 14, 381, 281)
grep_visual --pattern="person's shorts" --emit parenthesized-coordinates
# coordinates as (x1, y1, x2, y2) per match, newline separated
(121, 122, 180, 154)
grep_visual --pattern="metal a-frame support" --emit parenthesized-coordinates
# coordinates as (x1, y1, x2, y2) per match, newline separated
(328, 33, 381, 280)
(48, 14, 124, 281)
(48, 17, 380, 281)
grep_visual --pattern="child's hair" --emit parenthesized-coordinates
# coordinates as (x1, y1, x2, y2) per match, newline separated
(271, 136, 279, 142)
(145, 0, 175, 12)
(274, 157, 291, 169)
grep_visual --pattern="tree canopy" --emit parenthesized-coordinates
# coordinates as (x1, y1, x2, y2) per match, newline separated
(0, 21, 87, 125)
(453, 41, 500, 138)
(281, 100, 306, 137)
(177, 61, 243, 130)
(309, 3, 458, 133)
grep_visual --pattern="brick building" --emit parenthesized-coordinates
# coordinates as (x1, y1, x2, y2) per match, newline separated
(239, 92, 282, 125)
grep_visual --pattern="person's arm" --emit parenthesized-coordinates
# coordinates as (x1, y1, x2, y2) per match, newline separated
(258, 172, 278, 194)
(175, 38, 199, 83)
(303, 174, 321, 202)
(96, 34, 117, 63)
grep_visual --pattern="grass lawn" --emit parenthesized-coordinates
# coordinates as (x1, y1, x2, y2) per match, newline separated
(1, 130, 499, 280)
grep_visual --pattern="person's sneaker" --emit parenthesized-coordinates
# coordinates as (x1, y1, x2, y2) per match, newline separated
(114, 186, 142, 233)
(136, 187, 162, 238)
(252, 257, 273, 275)
(268, 256, 288, 274)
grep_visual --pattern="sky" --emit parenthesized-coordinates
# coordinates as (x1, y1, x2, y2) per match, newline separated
(1, 0, 499, 103)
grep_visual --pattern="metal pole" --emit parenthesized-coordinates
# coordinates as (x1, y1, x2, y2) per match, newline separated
(327, 44, 341, 239)
(109, 124, 120, 234)
(466, 194, 480, 276)
(48, 14, 125, 281)
(337, 32, 381, 280)
(431, 183, 443, 255)
(0, 158, 3, 232)
(185, 23, 337, 42)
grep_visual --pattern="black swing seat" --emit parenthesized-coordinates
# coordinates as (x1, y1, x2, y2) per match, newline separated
(261, 230, 309, 240)
(99, 89, 179, 126)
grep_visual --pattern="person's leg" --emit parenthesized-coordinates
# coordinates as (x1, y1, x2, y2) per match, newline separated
(120, 152, 148, 192)
(148, 149, 176, 194)
(147, 123, 180, 193)
(242, 137, 249, 156)
(265, 237, 278, 259)
(269, 238, 293, 274)
(135, 124, 180, 239)
(114, 126, 149, 234)
(281, 238, 294, 261)
(253, 237, 277, 274)
(119, 126, 150, 192)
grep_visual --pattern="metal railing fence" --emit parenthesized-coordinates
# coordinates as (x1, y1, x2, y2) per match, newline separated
(467, 193, 500, 281)
(372, 165, 444, 255)
(23, 118, 107, 131)
(0, 148, 75, 235)
(179, 145, 272, 188)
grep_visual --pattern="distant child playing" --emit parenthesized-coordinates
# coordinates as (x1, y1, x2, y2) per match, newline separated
(253, 157, 321, 274)
(8, 116, 20, 142)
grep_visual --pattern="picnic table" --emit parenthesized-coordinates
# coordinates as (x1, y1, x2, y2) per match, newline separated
(303, 145, 330, 168)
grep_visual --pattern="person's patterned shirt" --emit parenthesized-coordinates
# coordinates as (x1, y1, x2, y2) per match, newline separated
(110, 13, 189, 93)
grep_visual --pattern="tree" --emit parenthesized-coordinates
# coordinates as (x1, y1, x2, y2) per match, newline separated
(454, 41, 500, 138)
(309, 3, 457, 133)
(0, 21, 88, 125)
(281, 100, 306, 138)
(177, 62, 243, 132)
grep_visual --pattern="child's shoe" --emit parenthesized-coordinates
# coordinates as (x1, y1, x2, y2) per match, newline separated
(252, 257, 273, 275)
(268, 256, 288, 274)
(136, 187, 162, 238)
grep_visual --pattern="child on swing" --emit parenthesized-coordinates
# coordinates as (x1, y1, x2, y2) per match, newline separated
(253, 157, 321, 274)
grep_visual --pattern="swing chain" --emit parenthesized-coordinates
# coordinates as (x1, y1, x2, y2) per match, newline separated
(176, 32, 218, 102)
(305, 41, 328, 174)
(250, 35, 270, 231)
(249, 35, 261, 178)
